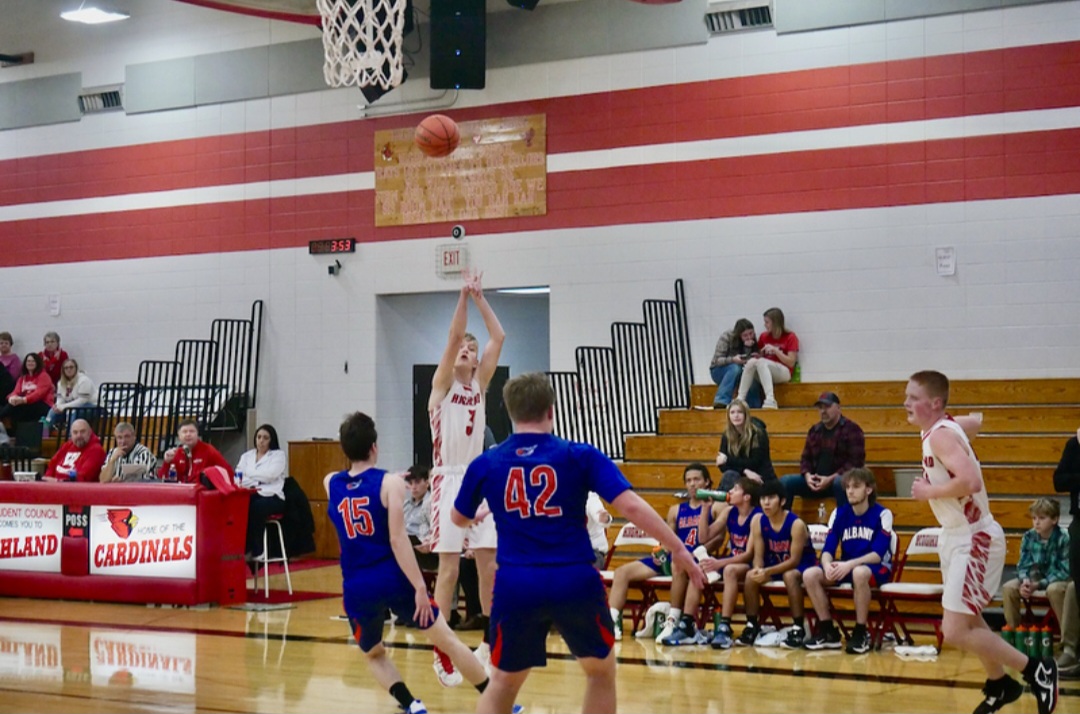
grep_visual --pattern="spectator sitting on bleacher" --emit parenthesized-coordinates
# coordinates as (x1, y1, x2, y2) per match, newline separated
(607, 463, 713, 640)
(100, 422, 157, 482)
(697, 476, 763, 649)
(738, 479, 817, 648)
(44, 418, 106, 482)
(40, 332, 68, 386)
(709, 318, 763, 409)
(736, 307, 799, 410)
(1053, 426, 1080, 678)
(716, 399, 775, 490)
(801, 467, 895, 654)
(45, 359, 95, 432)
(780, 391, 865, 508)
(158, 419, 232, 484)
(0, 332, 20, 383)
(1002, 499, 1073, 670)
(0, 353, 55, 429)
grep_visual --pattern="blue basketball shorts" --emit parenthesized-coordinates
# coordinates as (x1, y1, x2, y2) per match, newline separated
(342, 560, 440, 652)
(489, 563, 614, 673)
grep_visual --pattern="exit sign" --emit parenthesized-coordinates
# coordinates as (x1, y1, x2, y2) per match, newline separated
(436, 243, 469, 277)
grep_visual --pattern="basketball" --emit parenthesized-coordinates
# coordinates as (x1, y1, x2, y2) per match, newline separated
(414, 114, 460, 158)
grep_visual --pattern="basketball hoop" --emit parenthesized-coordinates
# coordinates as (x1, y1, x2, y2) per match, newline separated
(316, 0, 406, 90)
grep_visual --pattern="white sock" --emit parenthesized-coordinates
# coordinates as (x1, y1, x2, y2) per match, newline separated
(610, 607, 621, 625)
(668, 608, 682, 623)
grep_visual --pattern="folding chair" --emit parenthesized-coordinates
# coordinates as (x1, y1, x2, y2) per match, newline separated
(873, 527, 944, 650)
(600, 523, 669, 634)
(825, 529, 898, 638)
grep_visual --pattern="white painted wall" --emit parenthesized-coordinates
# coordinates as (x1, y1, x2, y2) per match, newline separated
(1, 1, 1078, 467)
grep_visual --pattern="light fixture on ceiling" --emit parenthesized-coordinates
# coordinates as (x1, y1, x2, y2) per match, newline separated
(496, 286, 550, 295)
(61, 2, 130, 24)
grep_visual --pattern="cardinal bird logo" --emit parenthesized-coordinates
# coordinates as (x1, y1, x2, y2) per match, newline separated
(107, 509, 138, 539)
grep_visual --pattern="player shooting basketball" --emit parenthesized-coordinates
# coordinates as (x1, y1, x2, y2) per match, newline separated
(425, 268, 506, 686)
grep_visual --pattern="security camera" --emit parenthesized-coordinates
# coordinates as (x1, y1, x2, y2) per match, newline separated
(328, 259, 342, 276)
(451, 225, 466, 240)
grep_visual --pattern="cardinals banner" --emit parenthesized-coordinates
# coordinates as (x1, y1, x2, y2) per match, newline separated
(88, 505, 197, 579)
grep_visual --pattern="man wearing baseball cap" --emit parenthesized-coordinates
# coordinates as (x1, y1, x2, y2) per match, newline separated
(780, 391, 866, 508)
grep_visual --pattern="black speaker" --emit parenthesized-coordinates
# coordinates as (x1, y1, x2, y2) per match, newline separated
(430, 0, 486, 90)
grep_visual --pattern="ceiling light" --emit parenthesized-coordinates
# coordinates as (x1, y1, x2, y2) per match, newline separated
(61, 5, 130, 24)
(496, 286, 550, 295)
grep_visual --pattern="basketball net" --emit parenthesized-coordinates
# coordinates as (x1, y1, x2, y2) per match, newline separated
(317, 0, 406, 90)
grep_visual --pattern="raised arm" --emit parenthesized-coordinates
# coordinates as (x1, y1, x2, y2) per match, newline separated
(429, 285, 471, 410)
(469, 274, 506, 391)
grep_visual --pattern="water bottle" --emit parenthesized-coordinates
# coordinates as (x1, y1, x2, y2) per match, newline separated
(235, 470, 243, 488)
(652, 546, 671, 576)
(1000, 625, 1015, 648)
(1041, 626, 1053, 660)
(695, 489, 730, 503)
(1023, 626, 1037, 658)
(166, 464, 177, 483)
(817, 502, 827, 523)
(791, 362, 802, 384)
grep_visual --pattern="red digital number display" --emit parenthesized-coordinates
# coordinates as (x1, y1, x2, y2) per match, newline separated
(309, 238, 356, 254)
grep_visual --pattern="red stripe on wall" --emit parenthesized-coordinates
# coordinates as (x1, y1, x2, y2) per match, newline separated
(0, 42, 1079, 208)
(3, 128, 1080, 268)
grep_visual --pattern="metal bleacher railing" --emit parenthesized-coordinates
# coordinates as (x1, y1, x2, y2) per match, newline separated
(548, 280, 693, 460)
(91, 300, 264, 455)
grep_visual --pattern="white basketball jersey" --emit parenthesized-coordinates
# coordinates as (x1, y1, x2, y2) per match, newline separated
(430, 377, 485, 467)
(921, 417, 992, 530)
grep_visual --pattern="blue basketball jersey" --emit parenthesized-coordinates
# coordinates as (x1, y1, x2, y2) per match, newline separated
(674, 501, 703, 548)
(761, 510, 817, 570)
(327, 468, 394, 575)
(455, 432, 632, 567)
(822, 502, 894, 574)
(726, 506, 761, 556)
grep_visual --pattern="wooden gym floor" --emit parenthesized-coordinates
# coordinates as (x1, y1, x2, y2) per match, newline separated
(0, 565, 1076, 714)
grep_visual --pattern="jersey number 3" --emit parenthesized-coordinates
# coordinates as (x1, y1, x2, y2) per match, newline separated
(336, 497, 374, 538)
(504, 466, 562, 518)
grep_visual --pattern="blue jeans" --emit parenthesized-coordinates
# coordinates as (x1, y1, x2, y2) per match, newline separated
(710, 364, 763, 408)
(780, 472, 849, 509)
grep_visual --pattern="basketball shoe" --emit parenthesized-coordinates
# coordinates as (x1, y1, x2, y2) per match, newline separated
(432, 648, 462, 687)
(972, 675, 1024, 714)
(803, 626, 842, 651)
(661, 619, 706, 646)
(1023, 657, 1059, 714)
(845, 627, 872, 654)
(710, 622, 734, 649)
(735, 623, 761, 647)
(401, 700, 427, 714)
(781, 625, 806, 649)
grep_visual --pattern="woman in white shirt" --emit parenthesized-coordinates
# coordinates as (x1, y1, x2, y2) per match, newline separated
(46, 359, 96, 431)
(235, 423, 287, 560)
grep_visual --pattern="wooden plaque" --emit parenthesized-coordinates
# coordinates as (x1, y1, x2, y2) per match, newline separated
(374, 114, 547, 227)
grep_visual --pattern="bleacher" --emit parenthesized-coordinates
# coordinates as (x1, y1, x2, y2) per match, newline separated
(605, 378, 1079, 629)
(35, 300, 264, 462)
